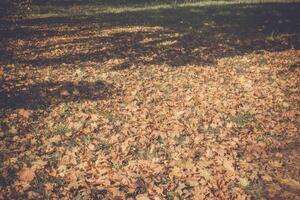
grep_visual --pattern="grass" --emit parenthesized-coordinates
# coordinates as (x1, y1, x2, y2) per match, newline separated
(31, 0, 300, 17)
(230, 112, 254, 127)
(48, 124, 73, 137)
(207, 127, 220, 135)
(244, 180, 267, 200)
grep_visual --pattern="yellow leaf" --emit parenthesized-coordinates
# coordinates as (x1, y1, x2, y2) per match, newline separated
(180, 160, 194, 170)
(32, 160, 47, 170)
(282, 102, 290, 108)
(65, 132, 73, 137)
(170, 166, 182, 177)
(239, 177, 249, 187)
(278, 177, 300, 191)
(269, 160, 282, 168)
(199, 168, 210, 180)
(262, 175, 273, 182)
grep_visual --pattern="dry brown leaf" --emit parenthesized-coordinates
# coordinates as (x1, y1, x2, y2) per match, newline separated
(60, 90, 70, 96)
(88, 144, 96, 151)
(223, 159, 235, 172)
(18, 167, 35, 183)
(18, 109, 32, 119)
(136, 194, 151, 200)
(48, 135, 61, 144)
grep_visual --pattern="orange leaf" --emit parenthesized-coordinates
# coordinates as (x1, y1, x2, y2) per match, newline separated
(19, 167, 35, 183)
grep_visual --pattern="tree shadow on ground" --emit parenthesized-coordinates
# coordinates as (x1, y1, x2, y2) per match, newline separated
(0, 80, 113, 109)
(4, 2, 298, 69)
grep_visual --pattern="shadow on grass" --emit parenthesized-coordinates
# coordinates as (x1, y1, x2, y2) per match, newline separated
(0, 80, 113, 109)
(1, 3, 299, 68)
(0, 3, 299, 198)
(0, 2, 299, 109)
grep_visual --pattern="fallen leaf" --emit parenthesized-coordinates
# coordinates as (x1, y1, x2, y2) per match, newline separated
(18, 167, 35, 183)
(60, 90, 70, 96)
(136, 194, 150, 200)
(65, 132, 73, 137)
(48, 135, 61, 144)
(269, 160, 282, 168)
(170, 166, 182, 177)
(223, 159, 235, 172)
(18, 109, 32, 119)
(88, 144, 96, 151)
(278, 177, 300, 191)
(239, 177, 249, 187)
(262, 175, 273, 182)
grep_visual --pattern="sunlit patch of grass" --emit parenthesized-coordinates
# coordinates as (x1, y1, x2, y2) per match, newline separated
(31, 171, 65, 195)
(244, 180, 267, 200)
(257, 57, 268, 66)
(111, 162, 122, 171)
(207, 127, 220, 135)
(174, 134, 186, 145)
(157, 40, 177, 47)
(230, 112, 254, 127)
(18, 154, 33, 167)
(48, 152, 61, 169)
(266, 31, 276, 41)
(64, 137, 78, 149)
(167, 191, 180, 200)
(31, 0, 300, 17)
(235, 62, 250, 74)
(129, 144, 140, 160)
(96, 142, 113, 151)
(80, 134, 94, 146)
(47, 124, 73, 138)
(267, 73, 277, 82)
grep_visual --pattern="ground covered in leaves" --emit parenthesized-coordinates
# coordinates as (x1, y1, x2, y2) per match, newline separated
(0, 1, 300, 199)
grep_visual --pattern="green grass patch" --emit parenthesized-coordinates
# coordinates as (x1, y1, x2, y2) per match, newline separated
(207, 127, 220, 135)
(244, 180, 267, 200)
(230, 112, 254, 127)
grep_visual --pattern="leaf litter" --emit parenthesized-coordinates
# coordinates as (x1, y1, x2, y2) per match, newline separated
(0, 12, 300, 200)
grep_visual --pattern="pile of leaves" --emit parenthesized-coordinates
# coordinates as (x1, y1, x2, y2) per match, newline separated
(0, 2, 300, 200)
